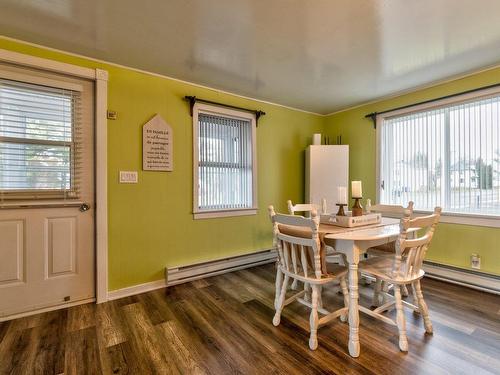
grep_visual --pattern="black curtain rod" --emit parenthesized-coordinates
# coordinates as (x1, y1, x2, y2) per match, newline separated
(185, 96, 266, 125)
(364, 81, 500, 129)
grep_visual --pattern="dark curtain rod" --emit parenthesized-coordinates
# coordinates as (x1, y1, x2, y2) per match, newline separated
(185, 96, 266, 125)
(364, 81, 500, 129)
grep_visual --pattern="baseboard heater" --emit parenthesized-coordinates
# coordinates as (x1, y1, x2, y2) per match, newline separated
(166, 249, 277, 286)
(423, 261, 500, 295)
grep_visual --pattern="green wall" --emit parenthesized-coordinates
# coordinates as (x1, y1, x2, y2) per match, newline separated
(0, 38, 324, 291)
(325, 71, 500, 276)
(2, 36, 498, 289)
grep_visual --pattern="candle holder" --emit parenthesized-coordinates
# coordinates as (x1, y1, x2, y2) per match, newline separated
(352, 197, 363, 217)
(335, 203, 347, 216)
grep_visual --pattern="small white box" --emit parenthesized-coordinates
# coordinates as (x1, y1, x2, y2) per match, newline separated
(321, 212, 381, 228)
(119, 171, 138, 183)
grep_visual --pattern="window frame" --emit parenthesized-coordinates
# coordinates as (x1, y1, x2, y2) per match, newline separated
(192, 102, 258, 219)
(376, 85, 500, 228)
(0, 68, 83, 200)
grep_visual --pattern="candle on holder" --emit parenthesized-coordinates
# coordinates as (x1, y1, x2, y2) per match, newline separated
(337, 186, 347, 205)
(351, 181, 362, 198)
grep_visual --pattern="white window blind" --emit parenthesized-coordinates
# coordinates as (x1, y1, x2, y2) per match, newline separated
(196, 111, 255, 213)
(379, 92, 500, 216)
(0, 78, 82, 200)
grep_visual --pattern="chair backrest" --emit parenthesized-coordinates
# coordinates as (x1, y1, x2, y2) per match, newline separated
(287, 200, 323, 217)
(269, 205, 322, 279)
(392, 207, 441, 281)
(370, 201, 414, 218)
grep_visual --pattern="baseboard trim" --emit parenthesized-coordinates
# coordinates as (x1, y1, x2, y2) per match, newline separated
(423, 261, 500, 295)
(107, 279, 168, 301)
(167, 249, 277, 286)
(107, 249, 277, 300)
(0, 298, 95, 322)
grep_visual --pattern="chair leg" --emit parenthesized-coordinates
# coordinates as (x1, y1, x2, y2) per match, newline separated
(309, 284, 320, 350)
(318, 285, 323, 309)
(339, 276, 349, 322)
(411, 283, 420, 314)
(394, 285, 408, 352)
(413, 280, 433, 334)
(273, 275, 289, 326)
(274, 267, 283, 310)
(372, 278, 382, 307)
(304, 282, 311, 302)
(401, 284, 409, 297)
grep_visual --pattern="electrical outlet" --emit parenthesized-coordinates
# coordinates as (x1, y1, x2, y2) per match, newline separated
(470, 253, 481, 269)
(119, 171, 138, 183)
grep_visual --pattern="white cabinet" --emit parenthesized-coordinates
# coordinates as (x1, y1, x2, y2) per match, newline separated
(305, 145, 349, 214)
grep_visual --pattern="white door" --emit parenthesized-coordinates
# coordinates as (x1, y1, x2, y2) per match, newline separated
(0, 63, 95, 319)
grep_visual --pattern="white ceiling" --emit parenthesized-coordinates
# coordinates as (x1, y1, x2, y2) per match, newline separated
(1, 0, 500, 114)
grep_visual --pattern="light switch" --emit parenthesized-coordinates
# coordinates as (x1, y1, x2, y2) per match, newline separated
(119, 171, 138, 183)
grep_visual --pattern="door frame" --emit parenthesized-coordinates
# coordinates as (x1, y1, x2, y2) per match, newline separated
(0, 48, 109, 304)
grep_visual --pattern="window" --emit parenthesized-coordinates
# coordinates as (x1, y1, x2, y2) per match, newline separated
(193, 103, 257, 218)
(378, 87, 500, 217)
(0, 74, 82, 200)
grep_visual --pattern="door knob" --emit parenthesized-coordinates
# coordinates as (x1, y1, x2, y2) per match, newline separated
(79, 203, 90, 212)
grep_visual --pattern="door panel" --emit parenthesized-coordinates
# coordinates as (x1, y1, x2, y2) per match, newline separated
(0, 64, 95, 319)
(0, 220, 24, 285)
(46, 216, 77, 277)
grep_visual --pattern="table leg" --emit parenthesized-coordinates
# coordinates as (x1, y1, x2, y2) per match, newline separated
(348, 260, 360, 357)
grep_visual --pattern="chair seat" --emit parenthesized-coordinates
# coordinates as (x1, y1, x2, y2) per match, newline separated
(366, 241, 396, 257)
(279, 262, 347, 284)
(325, 263, 348, 278)
(359, 257, 424, 284)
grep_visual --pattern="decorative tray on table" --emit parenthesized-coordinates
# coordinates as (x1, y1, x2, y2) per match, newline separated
(320, 212, 382, 228)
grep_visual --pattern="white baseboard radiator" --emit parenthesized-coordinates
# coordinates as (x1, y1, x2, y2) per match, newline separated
(423, 261, 500, 295)
(166, 249, 277, 286)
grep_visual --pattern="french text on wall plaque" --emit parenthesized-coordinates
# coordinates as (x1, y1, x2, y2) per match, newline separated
(143, 114, 173, 171)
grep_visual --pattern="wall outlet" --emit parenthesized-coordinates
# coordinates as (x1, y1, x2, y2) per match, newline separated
(119, 171, 138, 183)
(470, 253, 481, 270)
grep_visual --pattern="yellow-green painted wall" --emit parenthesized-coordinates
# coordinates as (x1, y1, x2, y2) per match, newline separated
(0, 38, 324, 290)
(2, 36, 498, 287)
(325, 70, 500, 276)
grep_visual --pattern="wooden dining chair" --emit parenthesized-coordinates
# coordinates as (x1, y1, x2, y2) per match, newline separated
(287, 200, 323, 217)
(287, 199, 344, 291)
(366, 201, 414, 297)
(367, 201, 414, 255)
(269, 206, 349, 350)
(359, 207, 441, 351)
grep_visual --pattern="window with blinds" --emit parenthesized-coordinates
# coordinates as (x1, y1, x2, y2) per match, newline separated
(379, 90, 500, 216)
(193, 104, 257, 217)
(0, 77, 81, 200)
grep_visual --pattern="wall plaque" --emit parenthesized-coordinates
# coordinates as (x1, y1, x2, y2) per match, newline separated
(143, 114, 173, 171)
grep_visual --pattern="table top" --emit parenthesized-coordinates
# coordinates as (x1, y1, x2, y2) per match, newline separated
(323, 217, 418, 241)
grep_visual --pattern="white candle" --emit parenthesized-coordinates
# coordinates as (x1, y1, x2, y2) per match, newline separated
(312, 133, 321, 145)
(337, 186, 347, 205)
(352, 181, 362, 198)
(321, 198, 327, 214)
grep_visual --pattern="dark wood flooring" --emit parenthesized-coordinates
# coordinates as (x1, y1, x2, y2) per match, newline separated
(1, 263, 499, 375)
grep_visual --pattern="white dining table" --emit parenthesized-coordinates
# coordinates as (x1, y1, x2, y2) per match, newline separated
(322, 217, 418, 358)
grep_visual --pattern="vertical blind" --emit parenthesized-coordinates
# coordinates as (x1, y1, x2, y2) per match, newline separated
(197, 113, 253, 211)
(380, 94, 500, 215)
(0, 78, 82, 200)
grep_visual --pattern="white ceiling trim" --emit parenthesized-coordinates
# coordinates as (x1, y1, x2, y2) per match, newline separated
(0, 35, 323, 117)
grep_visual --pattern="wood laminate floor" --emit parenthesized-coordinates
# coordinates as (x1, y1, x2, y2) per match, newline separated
(1, 263, 499, 375)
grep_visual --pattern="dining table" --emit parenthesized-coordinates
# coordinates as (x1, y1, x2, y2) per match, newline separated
(316, 217, 418, 358)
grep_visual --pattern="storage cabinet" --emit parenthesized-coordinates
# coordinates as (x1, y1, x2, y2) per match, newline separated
(305, 145, 349, 214)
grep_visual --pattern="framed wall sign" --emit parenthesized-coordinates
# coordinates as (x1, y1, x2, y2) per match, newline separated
(143, 114, 173, 171)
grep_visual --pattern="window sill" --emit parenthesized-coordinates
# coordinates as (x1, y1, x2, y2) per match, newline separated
(193, 208, 257, 219)
(413, 210, 500, 228)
